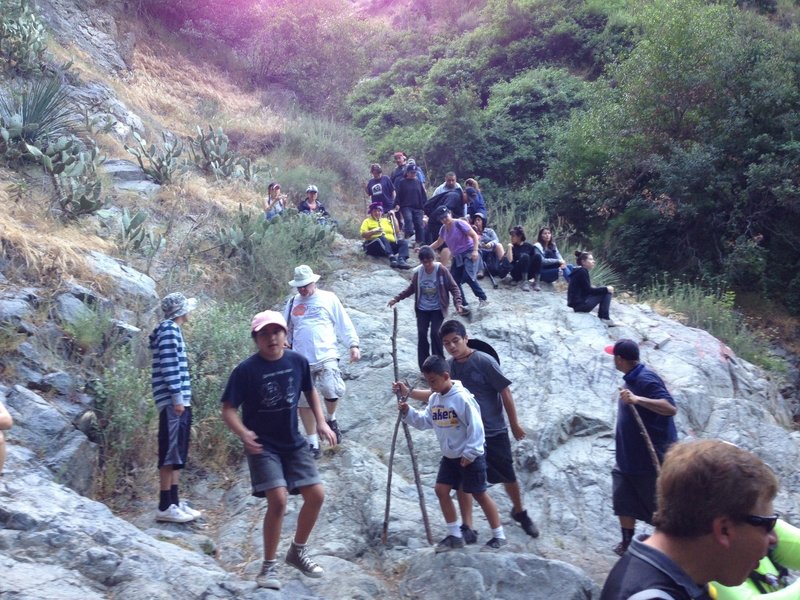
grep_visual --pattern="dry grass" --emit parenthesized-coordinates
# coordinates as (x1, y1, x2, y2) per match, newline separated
(0, 203, 114, 287)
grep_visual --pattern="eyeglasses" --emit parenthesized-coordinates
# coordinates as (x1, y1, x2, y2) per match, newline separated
(297, 283, 314, 290)
(738, 514, 779, 533)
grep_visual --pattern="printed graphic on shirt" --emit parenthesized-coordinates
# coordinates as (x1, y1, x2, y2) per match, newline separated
(431, 405, 459, 427)
(259, 368, 297, 412)
(371, 183, 384, 196)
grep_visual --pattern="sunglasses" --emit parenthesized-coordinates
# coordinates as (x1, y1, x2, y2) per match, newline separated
(739, 514, 779, 533)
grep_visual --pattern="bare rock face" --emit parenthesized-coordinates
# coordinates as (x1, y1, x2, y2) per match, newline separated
(36, 0, 133, 72)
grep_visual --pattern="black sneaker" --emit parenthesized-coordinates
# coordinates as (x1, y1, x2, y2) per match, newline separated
(613, 541, 630, 557)
(480, 537, 508, 551)
(309, 444, 321, 460)
(327, 419, 342, 444)
(511, 509, 540, 538)
(460, 524, 478, 545)
(435, 535, 465, 553)
(285, 542, 324, 578)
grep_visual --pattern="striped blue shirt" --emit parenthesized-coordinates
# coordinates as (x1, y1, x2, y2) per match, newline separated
(149, 320, 192, 411)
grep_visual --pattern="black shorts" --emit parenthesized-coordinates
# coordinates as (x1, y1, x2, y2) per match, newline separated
(612, 467, 657, 524)
(247, 445, 322, 497)
(484, 433, 517, 484)
(436, 454, 488, 494)
(157, 405, 192, 469)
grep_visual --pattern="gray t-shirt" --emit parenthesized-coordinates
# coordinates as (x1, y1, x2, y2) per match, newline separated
(417, 266, 441, 311)
(448, 350, 511, 436)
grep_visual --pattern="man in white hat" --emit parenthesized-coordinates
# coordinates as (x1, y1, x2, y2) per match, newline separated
(150, 292, 201, 523)
(285, 265, 360, 458)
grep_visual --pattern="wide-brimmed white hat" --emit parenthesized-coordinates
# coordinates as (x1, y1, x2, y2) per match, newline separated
(161, 292, 198, 319)
(288, 265, 321, 288)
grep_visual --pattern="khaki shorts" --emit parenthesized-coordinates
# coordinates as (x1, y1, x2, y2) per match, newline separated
(299, 359, 346, 406)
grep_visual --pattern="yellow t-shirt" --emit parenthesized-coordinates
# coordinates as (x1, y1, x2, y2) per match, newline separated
(360, 216, 396, 243)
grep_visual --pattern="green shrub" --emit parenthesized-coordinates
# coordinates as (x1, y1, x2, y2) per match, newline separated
(95, 349, 155, 498)
(217, 208, 335, 306)
(0, 0, 47, 73)
(184, 302, 253, 467)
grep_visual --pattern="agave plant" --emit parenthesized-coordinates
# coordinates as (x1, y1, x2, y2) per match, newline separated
(0, 77, 76, 150)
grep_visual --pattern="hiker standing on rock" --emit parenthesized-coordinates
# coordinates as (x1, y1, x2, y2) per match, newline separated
(601, 439, 779, 599)
(605, 339, 678, 556)
(395, 320, 539, 543)
(284, 265, 360, 459)
(150, 292, 202, 524)
(388, 245, 465, 370)
(396, 355, 508, 553)
(221, 310, 337, 590)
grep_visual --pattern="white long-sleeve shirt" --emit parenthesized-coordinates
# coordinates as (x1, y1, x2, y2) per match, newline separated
(403, 380, 485, 462)
(284, 289, 359, 367)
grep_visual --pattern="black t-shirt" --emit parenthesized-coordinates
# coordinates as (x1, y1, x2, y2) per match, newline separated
(221, 350, 312, 452)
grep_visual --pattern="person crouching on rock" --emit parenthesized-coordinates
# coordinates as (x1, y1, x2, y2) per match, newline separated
(221, 310, 337, 591)
(360, 202, 411, 269)
(393, 355, 507, 553)
(567, 250, 616, 326)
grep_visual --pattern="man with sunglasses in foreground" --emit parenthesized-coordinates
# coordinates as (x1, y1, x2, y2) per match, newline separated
(600, 439, 780, 600)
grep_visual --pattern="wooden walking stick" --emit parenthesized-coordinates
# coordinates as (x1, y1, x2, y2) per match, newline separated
(382, 307, 434, 545)
(620, 387, 661, 474)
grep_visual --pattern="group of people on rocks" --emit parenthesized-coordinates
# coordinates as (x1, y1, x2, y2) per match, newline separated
(264, 181, 334, 225)
(360, 153, 617, 325)
(139, 153, 789, 596)
(148, 271, 791, 598)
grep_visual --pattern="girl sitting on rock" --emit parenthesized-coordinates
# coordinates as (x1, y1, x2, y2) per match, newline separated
(529, 227, 567, 291)
(567, 251, 616, 326)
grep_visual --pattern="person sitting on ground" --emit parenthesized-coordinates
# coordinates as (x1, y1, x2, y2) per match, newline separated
(394, 355, 508, 553)
(388, 245, 465, 370)
(429, 205, 488, 310)
(499, 225, 536, 291)
(600, 438, 780, 600)
(396, 320, 540, 544)
(360, 202, 411, 269)
(711, 518, 800, 599)
(365, 164, 396, 214)
(528, 227, 567, 291)
(0, 400, 13, 475)
(264, 182, 286, 221)
(464, 179, 487, 221)
(471, 212, 504, 278)
(567, 250, 616, 326)
(298, 185, 333, 225)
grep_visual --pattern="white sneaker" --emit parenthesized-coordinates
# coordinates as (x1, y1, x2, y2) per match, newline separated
(155, 504, 194, 523)
(178, 501, 201, 519)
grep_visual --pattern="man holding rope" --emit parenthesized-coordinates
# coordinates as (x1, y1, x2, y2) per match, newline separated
(605, 339, 678, 557)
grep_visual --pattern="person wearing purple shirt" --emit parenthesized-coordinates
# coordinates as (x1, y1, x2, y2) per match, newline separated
(429, 205, 488, 309)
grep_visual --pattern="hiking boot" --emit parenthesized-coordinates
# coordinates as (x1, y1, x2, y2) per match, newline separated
(285, 542, 324, 578)
(256, 560, 281, 589)
(327, 419, 342, 443)
(480, 537, 508, 551)
(613, 540, 630, 557)
(478, 299, 489, 309)
(460, 524, 478, 545)
(511, 509, 540, 538)
(178, 501, 202, 520)
(309, 444, 321, 460)
(396, 258, 412, 270)
(389, 256, 399, 268)
(521, 282, 531, 292)
(155, 504, 194, 523)
(435, 535, 465, 553)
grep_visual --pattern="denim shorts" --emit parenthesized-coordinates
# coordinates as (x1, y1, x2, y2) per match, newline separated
(436, 454, 488, 494)
(247, 444, 321, 497)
